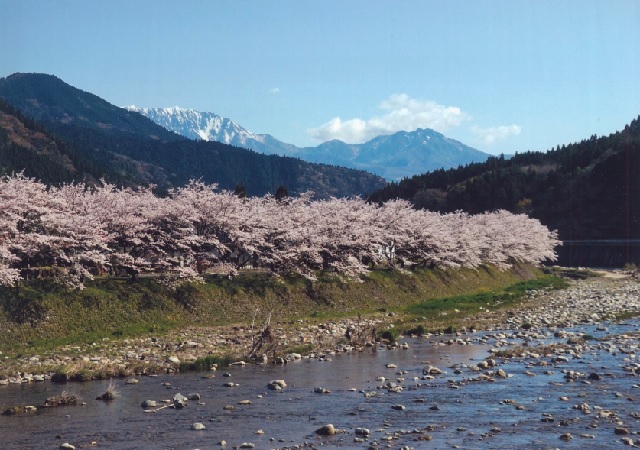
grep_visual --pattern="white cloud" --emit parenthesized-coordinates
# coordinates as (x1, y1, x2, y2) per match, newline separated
(470, 124, 522, 145)
(269, 87, 280, 94)
(308, 94, 469, 143)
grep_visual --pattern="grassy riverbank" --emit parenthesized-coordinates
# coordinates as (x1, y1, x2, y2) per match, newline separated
(0, 264, 537, 353)
(0, 264, 545, 368)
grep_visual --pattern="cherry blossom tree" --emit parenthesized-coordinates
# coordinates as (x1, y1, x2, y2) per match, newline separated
(0, 174, 560, 289)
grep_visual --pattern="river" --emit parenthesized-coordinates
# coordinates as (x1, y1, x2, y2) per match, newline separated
(1, 320, 639, 449)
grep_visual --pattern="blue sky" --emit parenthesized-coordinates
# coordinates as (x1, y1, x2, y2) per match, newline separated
(1, 1, 639, 155)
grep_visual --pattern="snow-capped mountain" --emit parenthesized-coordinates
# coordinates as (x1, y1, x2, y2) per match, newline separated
(127, 106, 491, 180)
(124, 106, 297, 156)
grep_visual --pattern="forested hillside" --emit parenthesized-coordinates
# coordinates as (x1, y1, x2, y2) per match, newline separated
(0, 73, 386, 198)
(0, 98, 108, 184)
(369, 117, 640, 265)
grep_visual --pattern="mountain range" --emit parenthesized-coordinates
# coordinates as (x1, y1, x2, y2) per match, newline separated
(125, 106, 491, 180)
(0, 73, 385, 198)
(2, 72, 638, 267)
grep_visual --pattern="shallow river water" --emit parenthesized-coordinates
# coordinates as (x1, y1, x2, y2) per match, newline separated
(2, 321, 640, 449)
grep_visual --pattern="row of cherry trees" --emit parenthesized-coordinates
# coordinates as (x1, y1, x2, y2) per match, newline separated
(0, 174, 559, 289)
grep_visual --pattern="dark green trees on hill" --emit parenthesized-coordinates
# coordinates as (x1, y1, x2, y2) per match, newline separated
(0, 73, 386, 198)
(369, 117, 640, 265)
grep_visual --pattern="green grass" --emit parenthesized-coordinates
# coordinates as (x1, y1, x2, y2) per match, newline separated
(0, 277, 185, 355)
(379, 328, 400, 343)
(0, 263, 542, 359)
(405, 275, 568, 319)
(614, 311, 640, 322)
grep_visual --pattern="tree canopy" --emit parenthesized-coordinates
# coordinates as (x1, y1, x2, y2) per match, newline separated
(0, 174, 559, 289)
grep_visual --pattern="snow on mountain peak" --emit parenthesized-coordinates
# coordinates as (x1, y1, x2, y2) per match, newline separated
(126, 105, 490, 180)
(124, 105, 265, 145)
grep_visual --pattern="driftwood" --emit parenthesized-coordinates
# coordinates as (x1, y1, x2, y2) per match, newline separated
(345, 314, 376, 347)
(143, 405, 170, 413)
(246, 311, 276, 361)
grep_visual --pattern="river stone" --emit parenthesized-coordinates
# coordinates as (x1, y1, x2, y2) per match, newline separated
(60, 444, 76, 450)
(615, 427, 630, 435)
(314, 387, 331, 394)
(559, 433, 572, 441)
(316, 424, 336, 435)
(392, 404, 406, 411)
(166, 356, 180, 365)
(239, 443, 255, 449)
(187, 393, 201, 401)
(355, 427, 370, 436)
(191, 422, 206, 430)
(173, 393, 187, 408)
(268, 379, 287, 390)
(141, 400, 157, 408)
(424, 365, 443, 375)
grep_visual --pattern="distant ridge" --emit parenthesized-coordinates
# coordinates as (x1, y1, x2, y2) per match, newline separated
(128, 106, 491, 180)
(0, 73, 386, 198)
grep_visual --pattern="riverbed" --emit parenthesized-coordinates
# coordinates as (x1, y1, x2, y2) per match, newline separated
(2, 317, 640, 449)
(2, 274, 640, 449)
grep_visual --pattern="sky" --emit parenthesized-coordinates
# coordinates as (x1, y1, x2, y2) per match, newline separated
(1, 1, 639, 155)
